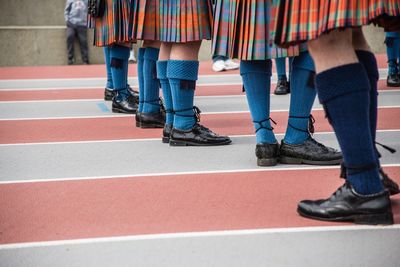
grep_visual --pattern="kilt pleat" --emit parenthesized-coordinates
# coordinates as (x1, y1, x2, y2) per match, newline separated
(90, 0, 132, 47)
(212, 0, 300, 60)
(130, 0, 212, 43)
(274, 0, 400, 47)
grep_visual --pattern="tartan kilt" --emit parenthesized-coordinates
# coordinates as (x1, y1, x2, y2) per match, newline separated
(212, 0, 300, 60)
(88, 0, 132, 47)
(274, 0, 400, 47)
(130, 0, 213, 43)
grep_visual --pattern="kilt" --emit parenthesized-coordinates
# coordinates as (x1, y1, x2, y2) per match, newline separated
(89, 0, 132, 47)
(130, 0, 213, 43)
(212, 0, 300, 60)
(274, 0, 400, 47)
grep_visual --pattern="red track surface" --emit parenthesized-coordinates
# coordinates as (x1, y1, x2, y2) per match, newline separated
(1, 167, 399, 245)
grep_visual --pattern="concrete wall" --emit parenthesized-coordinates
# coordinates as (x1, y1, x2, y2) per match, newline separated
(0, 0, 388, 67)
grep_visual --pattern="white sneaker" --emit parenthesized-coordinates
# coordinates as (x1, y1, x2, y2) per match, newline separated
(129, 51, 136, 62)
(224, 59, 239, 70)
(212, 59, 226, 72)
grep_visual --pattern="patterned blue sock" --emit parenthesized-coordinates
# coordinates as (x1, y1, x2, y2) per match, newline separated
(316, 63, 383, 195)
(143, 48, 160, 113)
(110, 45, 130, 100)
(137, 48, 146, 112)
(167, 60, 198, 130)
(275, 57, 287, 79)
(240, 60, 277, 144)
(284, 52, 317, 144)
(103, 47, 113, 89)
(157, 60, 173, 125)
(385, 33, 400, 75)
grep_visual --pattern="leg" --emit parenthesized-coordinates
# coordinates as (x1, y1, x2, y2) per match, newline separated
(274, 58, 290, 95)
(66, 26, 75, 64)
(103, 46, 114, 100)
(76, 26, 89, 64)
(385, 32, 400, 86)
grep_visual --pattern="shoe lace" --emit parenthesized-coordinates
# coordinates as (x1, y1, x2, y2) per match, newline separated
(253, 118, 276, 133)
(288, 114, 315, 136)
(174, 106, 201, 125)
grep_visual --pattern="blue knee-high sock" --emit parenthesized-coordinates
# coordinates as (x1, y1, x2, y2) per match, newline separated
(385, 32, 400, 75)
(275, 57, 287, 79)
(110, 45, 130, 99)
(137, 48, 146, 111)
(316, 63, 383, 195)
(167, 60, 199, 130)
(240, 60, 277, 144)
(284, 52, 317, 144)
(288, 56, 294, 81)
(103, 47, 113, 89)
(157, 60, 173, 125)
(143, 48, 160, 113)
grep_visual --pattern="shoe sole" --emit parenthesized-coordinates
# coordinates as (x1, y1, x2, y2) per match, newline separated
(112, 108, 137, 114)
(257, 158, 278, 167)
(169, 139, 232, 146)
(297, 208, 394, 225)
(274, 91, 289, 95)
(162, 137, 170, 144)
(279, 156, 342, 165)
(140, 122, 164, 129)
(104, 97, 113, 101)
(387, 83, 400, 87)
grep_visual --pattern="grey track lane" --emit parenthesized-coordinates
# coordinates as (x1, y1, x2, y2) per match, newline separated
(1, 132, 399, 183)
(1, 91, 399, 120)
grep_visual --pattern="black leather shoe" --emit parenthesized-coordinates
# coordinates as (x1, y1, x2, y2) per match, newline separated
(274, 77, 290, 95)
(279, 137, 342, 165)
(162, 124, 173, 143)
(135, 111, 141, 127)
(387, 73, 400, 87)
(298, 183, 393, 225)
(169, 124, 232, 146)
(256, 143, 279, 166)
(112, 92, 138, 114)
(105, 86, 139, 102)
(139, 111, 165, 128)
(380, 168, 400, 195)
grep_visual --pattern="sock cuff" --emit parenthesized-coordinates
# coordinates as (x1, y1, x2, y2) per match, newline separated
(110, 45, 130, 59)
(156, 60, 168, 79)
(355, 50, 379, 80)
(167, 60, 199, 81)
(144, 47, 160, 61)
(240, 60, 272, 75)
(316, 63, 370, 104)
(138, 48, 146, 61)
(292, 51, 315, 72)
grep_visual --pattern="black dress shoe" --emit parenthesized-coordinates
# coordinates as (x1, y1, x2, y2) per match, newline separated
(387, 73, 400, 87)
(380, 168, 400, 196)
(274, 77, 290, 95)
(139, 111, 165, 128)
(256, 143, 279, 166)
(298, 183, 393, 225)
(169, 124, 231, 146)
(279, 137, 342, 165)
(105, 86, 139, 102)
(112, 93, 138, 114)
(162, 124, 173, 143)
(135, 111, 141, 127)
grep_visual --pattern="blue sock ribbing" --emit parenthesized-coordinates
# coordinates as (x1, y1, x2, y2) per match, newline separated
(110, 45, 130, 100)
(275, 57, 287, 79)
(103, 47, 113, 89)
(284, 52, 317, 144)
(157, 60, 173, 125)
(137, 48, 146, 112)
(240, 60, 276, 144)
(143, 48, 160, 113)
(316, 63, 383, 195)
(167, 60, 199, 130)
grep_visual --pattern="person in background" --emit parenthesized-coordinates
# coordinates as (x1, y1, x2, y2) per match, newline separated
(212, 54, 240, 72)
(274, 57, 293, 95)
(65, 0, 89, 65)
(385, 31, 400, 87)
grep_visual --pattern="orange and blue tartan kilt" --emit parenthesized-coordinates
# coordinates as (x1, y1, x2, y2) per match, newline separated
(88, 0, 132, 47)
(274, 0, 400, 47)
(130, 0, 213, 43)
(212, 0, 300, 60)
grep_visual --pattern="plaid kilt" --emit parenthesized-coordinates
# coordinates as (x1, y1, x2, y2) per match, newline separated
(88, 0, 132, 47)
(212, 0, 300, 60)
(274, 0, 400, 47)
(130, 0, 213, 43)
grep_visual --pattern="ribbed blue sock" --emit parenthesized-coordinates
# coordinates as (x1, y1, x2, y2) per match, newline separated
(157, 60, 173, 125)
(167, 60, 199, 130)
(288, 57, 294, 81)
(284, 52, 317, 144)
(137, 48, 146, 112)
(275, 57, 287, 79)
(103, 47, 113, 89)
(143, 48, 160, 113)
(385, 33, 400, 75)
(316, 63, 383, 195)
(110, 45, 130, 100)
(240, 60, 277, 144)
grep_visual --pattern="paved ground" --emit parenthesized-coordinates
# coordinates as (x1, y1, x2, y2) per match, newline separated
(0, 55, 399, 267)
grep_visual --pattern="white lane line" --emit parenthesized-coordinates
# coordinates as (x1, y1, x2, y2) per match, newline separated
(0, 105, 399, 121)
(0, 129, 398, 147)
(1, 224, 399, 250)
(0, 163, 399, 185)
